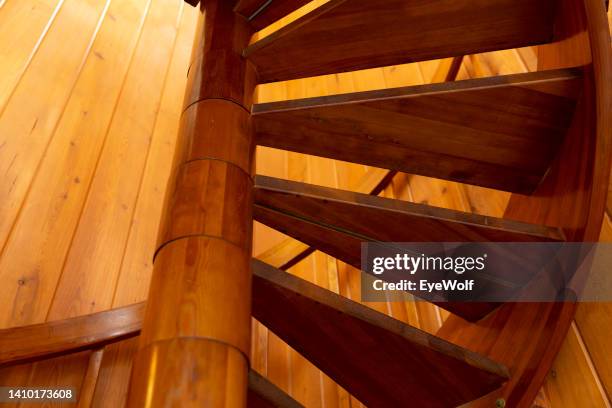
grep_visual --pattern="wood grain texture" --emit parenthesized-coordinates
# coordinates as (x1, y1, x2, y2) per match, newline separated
(254, 69, 582, 193)
(254, 175, 565, 246)
(253, 176, 564, 321)
(251, 260, 509, 408)
(0, 302, 144, 366)
(128, 0, 256, 405)
(438, 1, 612, 407)
(184, 0, 256, 108)
(252, 54, 463, 275)
(0, 301, 300, 407)
(0, 0, 60, 112)
(77, 348, 104, 408)
(0, 350, 92, 404)
(245, 0, 557, 82)
(438, 302, 576, 408)
(92, 337, 140, 408)
(575, 302, 612, 402)
(235, 0, 311, 30)
(248, 370, 305, 408)
(0, 0, 112, 328)
(113, 5, 199, 308)
(544, 323, 610, 407)
(47, 0, 183, 321)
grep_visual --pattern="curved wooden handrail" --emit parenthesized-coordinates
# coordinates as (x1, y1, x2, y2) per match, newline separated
(0, 301, 304, 408)
(0, 302, 144, 367)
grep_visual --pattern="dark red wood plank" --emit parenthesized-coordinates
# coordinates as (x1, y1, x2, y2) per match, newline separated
(251, 260, 509, 408)
(245, 0, 557, 82)
(253, 176, 565, 320)
(253, 68, 582, 193)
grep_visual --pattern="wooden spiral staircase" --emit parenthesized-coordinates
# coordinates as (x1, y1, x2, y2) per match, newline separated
(0, 0, 610, 407)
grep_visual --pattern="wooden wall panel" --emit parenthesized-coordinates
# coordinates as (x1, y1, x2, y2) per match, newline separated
(0, 1, 610, 407)
(0, 0, 111, 327)
(544, 324, 610, 407)
(0, 0, 151, 328)
(574, 214, 612, 403)
(0, 0, 61, 111)
(47, 0, 183, 320)
(0, 351, 91, 408)
(113, 3, 198, 308)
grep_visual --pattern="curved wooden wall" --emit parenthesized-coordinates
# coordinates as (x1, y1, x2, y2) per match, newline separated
(0, 0, 610, 406)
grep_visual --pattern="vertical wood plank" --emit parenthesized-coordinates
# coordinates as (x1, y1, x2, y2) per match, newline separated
(0, 0, 62, 111)
(0, 0, 112, 327)
(112, 2, 198, 308)
(0, 0, 153, 328)
(47, 0, 182, 320)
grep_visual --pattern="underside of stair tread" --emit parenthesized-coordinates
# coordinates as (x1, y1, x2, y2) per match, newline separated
(252, 259, 509, 408)
(0, 260, 508, 408)
(244, 0, 558, 82)
(253, 176, 565, 321)
(253, 68, 583, 193)
(248, 370, 305, 408)
(253, 176, 565, 243)
(235, 0, 312, 30)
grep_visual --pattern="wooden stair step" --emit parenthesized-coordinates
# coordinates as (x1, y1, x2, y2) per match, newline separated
(253, 68, 583, 193)
(0, 261, 508, 407)
(244, 0, 558, 82)
(252, 259, 509, 408)
(253, 175, 564, 249)
(253, 175, 565, 320)
(235, 0, 312, 30)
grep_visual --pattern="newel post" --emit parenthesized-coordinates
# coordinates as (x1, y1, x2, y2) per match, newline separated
(127, 0, 256, 405)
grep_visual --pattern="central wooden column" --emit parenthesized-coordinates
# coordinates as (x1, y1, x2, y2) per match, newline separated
(127, 1, 256, 406)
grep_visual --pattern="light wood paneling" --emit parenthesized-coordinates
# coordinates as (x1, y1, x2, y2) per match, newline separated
(0, 0, 151, 327)
(544, 323, 611, 407)
(0, 0, 61, 111)
(0, 1, 610, 407)
(113, 2, 198, 308)
(0, 0, 112, 327)
(48, 0, 183, 320)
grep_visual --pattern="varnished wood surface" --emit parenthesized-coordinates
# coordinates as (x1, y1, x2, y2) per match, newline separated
(253, 176, 563, 321)
(245, 0, 557, 82)
(248, 370, 305, 408)
(254, 54, 466, 273)
(130, 338, 250, 407)
(185, 0, 256, 108)
(438, 1, 612, 407)
(77, 348, 104, 408)
(0, 258, 505, 407)
(235, 0, 311, 30)
(254, 175, 565, 245)
(438, 302, 576, 408)
(0, 302, 144, 367)
(0, 300, 302, 408)
(129, 0, 256, 405)
(254, 69, 582, 193)
(0, 0, 610, 406)
(251, 260, 509, 408)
